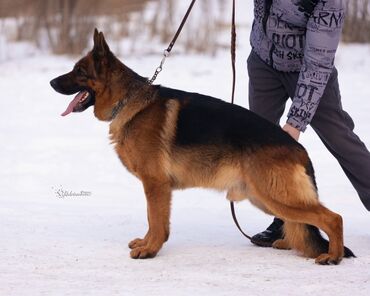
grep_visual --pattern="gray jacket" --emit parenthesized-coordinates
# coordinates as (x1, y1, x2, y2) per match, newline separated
(250, 0, 345, 131)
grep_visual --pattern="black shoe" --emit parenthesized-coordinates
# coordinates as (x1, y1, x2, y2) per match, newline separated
(251, 218, 284, 247)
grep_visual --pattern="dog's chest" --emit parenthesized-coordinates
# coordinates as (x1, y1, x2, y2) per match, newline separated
(109, 121, 140, 176)
(114, 142, 139, 177)
(109, 109, 165, 180)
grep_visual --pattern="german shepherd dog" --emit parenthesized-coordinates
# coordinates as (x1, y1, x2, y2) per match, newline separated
(50, 29, 354, 264)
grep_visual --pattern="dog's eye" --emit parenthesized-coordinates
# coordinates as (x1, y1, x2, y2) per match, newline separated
(75, 66, 87, 76)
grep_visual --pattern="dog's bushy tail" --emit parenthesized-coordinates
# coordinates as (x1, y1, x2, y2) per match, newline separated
(283, 222, 355, 258)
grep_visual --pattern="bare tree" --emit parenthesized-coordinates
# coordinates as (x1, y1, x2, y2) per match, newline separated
(343, 0, 370, 43)
(0, 0, 229, 55)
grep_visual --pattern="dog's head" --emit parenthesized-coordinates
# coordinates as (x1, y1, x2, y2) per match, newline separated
(50, 29, 125, 121)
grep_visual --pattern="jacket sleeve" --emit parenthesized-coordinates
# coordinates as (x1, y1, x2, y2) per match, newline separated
(287, 1, 345, 132)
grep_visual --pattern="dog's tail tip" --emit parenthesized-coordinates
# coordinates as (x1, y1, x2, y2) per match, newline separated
(344, 246, 356, 258)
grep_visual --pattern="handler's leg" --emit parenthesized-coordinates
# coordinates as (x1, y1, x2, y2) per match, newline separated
(309, 69, 370, 211)
(248, 51, 289, 124)
(247, 51, 289, 246)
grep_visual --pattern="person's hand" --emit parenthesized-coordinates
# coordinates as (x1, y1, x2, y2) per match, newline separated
(283, 123, 300, 141)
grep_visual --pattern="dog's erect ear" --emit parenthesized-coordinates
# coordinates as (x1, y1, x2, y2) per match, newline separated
(93, 29, 110, 57)
(99, 32, 110, 55)
(93, 28, 100, 47)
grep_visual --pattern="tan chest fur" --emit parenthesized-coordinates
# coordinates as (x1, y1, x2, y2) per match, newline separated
(109, 99, 169, 180)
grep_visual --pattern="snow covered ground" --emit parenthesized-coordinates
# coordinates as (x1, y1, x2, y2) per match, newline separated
(1, 3, 370, 296)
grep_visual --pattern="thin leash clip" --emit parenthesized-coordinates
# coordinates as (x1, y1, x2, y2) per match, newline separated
(147, 0, 197, 84)
(148, 49, 170, 84)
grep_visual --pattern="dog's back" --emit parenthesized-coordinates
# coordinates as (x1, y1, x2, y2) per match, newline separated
(159, 86, 298, 149)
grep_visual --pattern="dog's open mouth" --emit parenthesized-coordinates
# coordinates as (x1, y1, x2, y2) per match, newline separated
(61, 90, 95, 116)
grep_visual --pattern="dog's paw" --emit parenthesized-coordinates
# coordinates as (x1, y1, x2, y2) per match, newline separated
(315, 253, 343, 265)
(130, 246, 158, 259)
(128, 238, 147, 249)
(272, 239, 291, 250)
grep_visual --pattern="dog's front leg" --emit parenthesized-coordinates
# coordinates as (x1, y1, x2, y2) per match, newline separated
(129, 177, 171, 259)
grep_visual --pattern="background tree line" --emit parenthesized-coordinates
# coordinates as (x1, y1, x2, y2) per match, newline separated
(0, 0, 369, 55)
(343, 0, 370, 42)
(0, 0, 227, 55)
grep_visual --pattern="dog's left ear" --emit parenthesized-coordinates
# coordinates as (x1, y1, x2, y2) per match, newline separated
(93, 29, 110, 57)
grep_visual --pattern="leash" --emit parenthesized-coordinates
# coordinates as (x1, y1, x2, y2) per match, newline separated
(230, 0, 236, 105)
(148, 0, 197, 84)
(229, 0, 252, 241)
(147, 0, 251, 241)
(230, 199, 252, 240)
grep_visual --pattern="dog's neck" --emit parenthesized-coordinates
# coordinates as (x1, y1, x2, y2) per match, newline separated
(107, 64, 157, 121)
(109, 86, 158, 145)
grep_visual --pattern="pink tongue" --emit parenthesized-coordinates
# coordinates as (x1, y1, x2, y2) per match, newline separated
(61, 91, 85, 116)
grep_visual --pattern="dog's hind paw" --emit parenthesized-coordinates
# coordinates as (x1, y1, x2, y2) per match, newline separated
(130, 246, 158, 259)
(272, 239, 291, 250)
(315, 253, 343, 265)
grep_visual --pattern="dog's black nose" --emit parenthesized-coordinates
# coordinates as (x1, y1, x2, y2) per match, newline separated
(50, 78, 59, 90)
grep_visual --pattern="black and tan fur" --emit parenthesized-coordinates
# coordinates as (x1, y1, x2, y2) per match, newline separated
(50, 29, 355, 264)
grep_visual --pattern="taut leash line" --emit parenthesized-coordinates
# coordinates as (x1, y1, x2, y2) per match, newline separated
(148, 0, 197, 84)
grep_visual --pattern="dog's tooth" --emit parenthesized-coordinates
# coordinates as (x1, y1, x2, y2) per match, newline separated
(79, 91, 89, 102)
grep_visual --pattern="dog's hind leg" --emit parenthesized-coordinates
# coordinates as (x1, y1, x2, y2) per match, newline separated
(247, 163, 353, 264)
(274, 204, 346, 264)
(129, 177, 172, 259)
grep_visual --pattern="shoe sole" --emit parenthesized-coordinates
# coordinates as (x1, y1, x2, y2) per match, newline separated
(250, 238, 273, 248)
